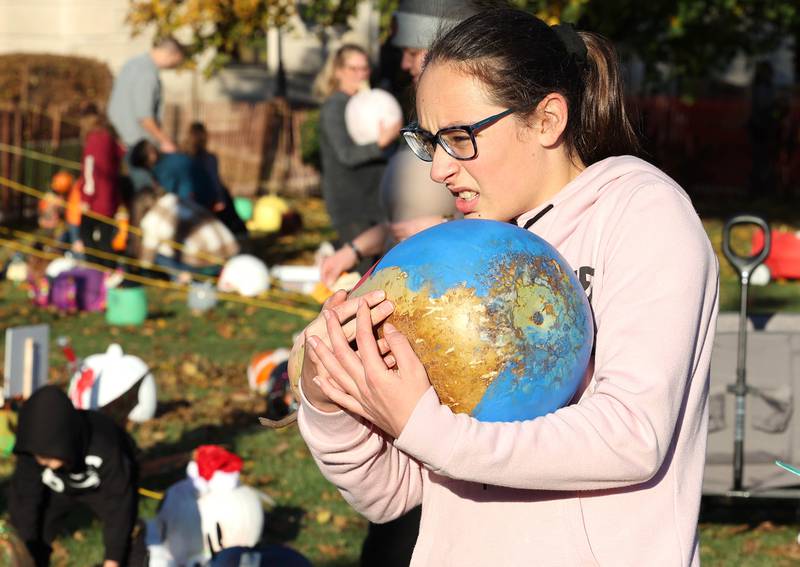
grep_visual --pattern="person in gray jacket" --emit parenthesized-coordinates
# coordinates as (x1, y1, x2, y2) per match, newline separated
(313, 43, 401, 274)
(108, 36, 185, 192)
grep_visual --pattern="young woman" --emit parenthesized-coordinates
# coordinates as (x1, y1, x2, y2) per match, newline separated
(297, 9, 718, 566)
(313, 44, 401, 274)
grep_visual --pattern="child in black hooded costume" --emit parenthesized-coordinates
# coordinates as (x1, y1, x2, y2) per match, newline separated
(9, 385, 139, 567)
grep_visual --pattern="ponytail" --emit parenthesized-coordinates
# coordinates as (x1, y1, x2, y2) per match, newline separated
(576, 32, 640, 165)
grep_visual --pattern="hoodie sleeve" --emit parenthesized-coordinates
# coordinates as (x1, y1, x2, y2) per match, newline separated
(297, 385, 424, 524)
(8, 454, 46, 546)
(392, 184, 719, 490)
(320, 95, 386, 168)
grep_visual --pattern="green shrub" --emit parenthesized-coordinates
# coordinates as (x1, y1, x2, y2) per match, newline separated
(299, 108, 321, 170)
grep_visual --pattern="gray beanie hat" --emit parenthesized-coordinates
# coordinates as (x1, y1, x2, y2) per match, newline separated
(392, 0, 481, 49)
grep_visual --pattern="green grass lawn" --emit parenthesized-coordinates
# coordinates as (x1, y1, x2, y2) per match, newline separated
(1, 201, 800, 565)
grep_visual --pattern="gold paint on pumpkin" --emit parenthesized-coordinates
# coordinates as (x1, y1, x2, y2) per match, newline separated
(352, 267, 516, 414)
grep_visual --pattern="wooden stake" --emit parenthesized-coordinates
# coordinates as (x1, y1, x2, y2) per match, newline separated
(22, 337, 34, 399)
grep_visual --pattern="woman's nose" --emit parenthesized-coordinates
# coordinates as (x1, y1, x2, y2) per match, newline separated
(430, 145, 458, 184)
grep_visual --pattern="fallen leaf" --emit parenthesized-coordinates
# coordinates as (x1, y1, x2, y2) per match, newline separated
(181, 361, 199, 377)
(766, 543, 800, 560)
(216, 323, 234, 339)
(333, 515, 348, 530)
(316, 543, 342, 558)
(315, 509, 332, 524)
(742, 538, 761, 555)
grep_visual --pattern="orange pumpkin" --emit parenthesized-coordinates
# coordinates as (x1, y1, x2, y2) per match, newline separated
(246, 349, 290, 394)
(50, 170, 75, 194)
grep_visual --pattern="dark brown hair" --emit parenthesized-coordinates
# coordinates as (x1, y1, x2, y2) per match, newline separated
(424, 9, 640, 165)
(78, 102, 111, 142)
(184, 121, 208, 157)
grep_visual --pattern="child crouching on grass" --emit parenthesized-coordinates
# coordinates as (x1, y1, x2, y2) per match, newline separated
(8, 386, 140, 567)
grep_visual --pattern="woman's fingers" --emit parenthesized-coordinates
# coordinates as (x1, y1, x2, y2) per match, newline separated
(382, 322, 425, 372)
(323, 309, 367, 382)
(339, 299, 394, 341)
(308, 335, 361, 396)
(377, 337, 391, 356)
(321, 289, 348, 311)
(313, 374, 366, 417)
(329, 289, 386, 323)
(304, 337, 338, 386)
(354, 299, 390, 378)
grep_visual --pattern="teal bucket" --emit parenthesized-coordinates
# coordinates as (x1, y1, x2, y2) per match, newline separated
(233, 197, 254, 222)
(106, 286, 148, 326)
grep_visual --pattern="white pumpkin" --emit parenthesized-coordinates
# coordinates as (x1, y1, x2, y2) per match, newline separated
(217, 255, 270, 298)
(67, 343, 157, 422)
(344, 88, 403, 145)
(199, 485, 265, 555)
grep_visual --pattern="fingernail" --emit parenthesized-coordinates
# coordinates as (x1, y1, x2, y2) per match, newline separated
(384, 322, 396, 333)
(307, 335, 319, 347)
(313, 376, 321, 386)
(322, 310, 331, 320)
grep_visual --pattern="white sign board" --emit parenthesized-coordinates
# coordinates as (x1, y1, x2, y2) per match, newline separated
(3, 324, 49, 403)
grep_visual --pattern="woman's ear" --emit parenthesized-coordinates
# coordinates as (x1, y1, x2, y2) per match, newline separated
(534, 93, 570, 147)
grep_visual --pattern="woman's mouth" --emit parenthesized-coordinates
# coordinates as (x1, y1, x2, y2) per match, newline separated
(452, 189, 479, 214)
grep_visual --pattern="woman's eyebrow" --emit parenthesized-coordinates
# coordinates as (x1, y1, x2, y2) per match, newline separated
(418, 118, 468, 132)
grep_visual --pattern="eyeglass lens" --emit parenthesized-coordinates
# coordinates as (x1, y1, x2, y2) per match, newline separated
(403, 129, 477, 162)
(403, 131, 434, 162)
(439, 130, 476, 159)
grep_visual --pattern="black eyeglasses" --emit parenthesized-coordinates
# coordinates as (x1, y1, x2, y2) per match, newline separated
(400, 108, 514, 162)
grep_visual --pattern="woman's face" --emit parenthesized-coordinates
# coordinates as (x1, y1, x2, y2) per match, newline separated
(415, 62, 563, 221)
(335, 51, 370, 96)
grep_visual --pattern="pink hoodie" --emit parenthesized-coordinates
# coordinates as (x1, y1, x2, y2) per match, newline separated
(298, 156, 720, 566)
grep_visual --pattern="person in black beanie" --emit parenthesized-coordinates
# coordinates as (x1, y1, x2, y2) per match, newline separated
(8, 386, 139, 567)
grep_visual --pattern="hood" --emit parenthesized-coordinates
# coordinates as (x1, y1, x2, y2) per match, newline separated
(515, 156, 689, 237)
(14, 385, 87, 470)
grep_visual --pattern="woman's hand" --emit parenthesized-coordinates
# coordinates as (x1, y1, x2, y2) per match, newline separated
(308, 299, 431, 438)
(377, 119, 402, 149)
(321, 246, 358, 287)
(300, 290, 394, 412)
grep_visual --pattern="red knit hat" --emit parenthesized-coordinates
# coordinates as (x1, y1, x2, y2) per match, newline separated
(186, 445, 243, 494)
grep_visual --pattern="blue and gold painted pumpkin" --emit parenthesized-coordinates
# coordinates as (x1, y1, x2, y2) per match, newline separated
(350, 219, 593, 422)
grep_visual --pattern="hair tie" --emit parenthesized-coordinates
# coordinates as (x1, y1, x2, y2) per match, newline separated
(552, 23, 588, 69)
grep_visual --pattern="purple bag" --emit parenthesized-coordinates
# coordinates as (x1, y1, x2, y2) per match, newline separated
(51, 268, 107, 312)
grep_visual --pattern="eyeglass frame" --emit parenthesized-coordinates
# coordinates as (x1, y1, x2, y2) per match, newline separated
(400, 108, 515, 163)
